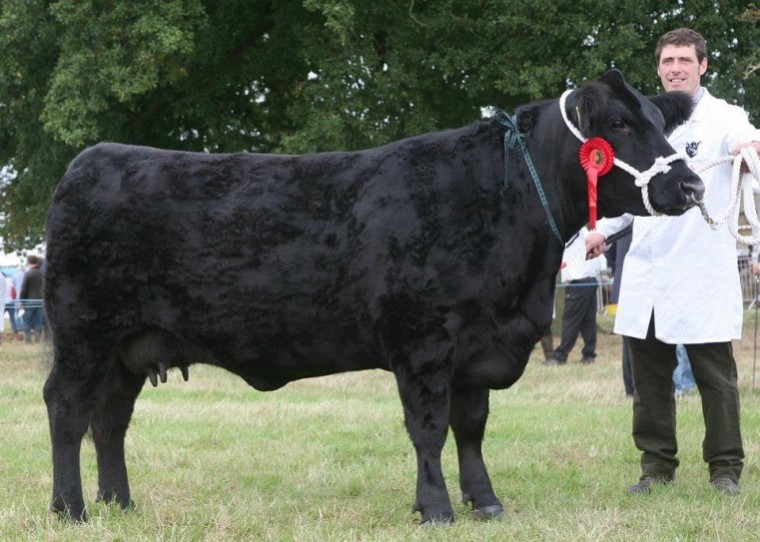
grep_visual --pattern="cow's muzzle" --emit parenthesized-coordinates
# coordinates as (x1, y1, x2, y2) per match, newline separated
(681, 176, 705, 206)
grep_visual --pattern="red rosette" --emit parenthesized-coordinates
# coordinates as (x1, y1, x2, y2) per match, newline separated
(579, 137, 615, 229)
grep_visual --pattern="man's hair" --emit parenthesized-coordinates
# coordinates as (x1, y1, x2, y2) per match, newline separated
(655, 28, 707, 64)
(27, 254, 39, 266)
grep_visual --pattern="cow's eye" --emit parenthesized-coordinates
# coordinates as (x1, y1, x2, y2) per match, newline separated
(611, 119, 626, 130)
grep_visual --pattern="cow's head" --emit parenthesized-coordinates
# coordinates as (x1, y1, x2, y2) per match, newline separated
(572, 69, 704, 217)
(519, 69, 704, 220)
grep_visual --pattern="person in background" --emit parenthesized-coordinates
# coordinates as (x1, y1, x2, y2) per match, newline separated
(604, 228, 634, 396)
(11, 264, 25, 340)
(20, 254, 44, 343)
(586, 28, 760, 496)
(535, 293, 556, 361)
(545, 226, 601, 365)
(3, 274, 17, 339)
(0, 272, 5, 345)
(537, 329, 554, 362)
(673, 344, 697, 396)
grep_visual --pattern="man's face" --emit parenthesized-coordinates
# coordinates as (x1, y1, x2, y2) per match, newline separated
(657, 44, 707, 97)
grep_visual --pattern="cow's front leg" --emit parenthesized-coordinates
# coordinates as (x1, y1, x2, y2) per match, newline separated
(393, 361, 455, 524)
(450, 387, 503, 520)
(91, 361, 145, 511)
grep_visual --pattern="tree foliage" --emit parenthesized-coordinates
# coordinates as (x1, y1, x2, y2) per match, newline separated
(1, 0, 758, 249)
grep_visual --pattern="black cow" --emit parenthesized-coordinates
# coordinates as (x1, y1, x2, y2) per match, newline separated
(43, 69, 703, 523)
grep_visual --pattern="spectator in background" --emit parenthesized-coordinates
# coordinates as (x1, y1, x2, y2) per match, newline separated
(0, 273, 4, 345)
(3, 274, 18, 339)
(545, 226, 602, 365)
(673, 344, 697, 396)
(20, 255, 44, 343)
(11, 264, 25, 340)
(538, 328, 554, 362)
(604, 227, 634, 396)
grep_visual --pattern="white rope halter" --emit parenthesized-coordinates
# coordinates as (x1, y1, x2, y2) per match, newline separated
(560, 89, 760, 244)
(559, 90, 688, 217)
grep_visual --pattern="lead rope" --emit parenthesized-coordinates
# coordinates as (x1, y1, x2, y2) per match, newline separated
(559, 89, 760, 245)
(693, 147, 760, 245)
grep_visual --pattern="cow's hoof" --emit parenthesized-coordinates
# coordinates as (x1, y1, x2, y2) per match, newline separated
(50, 499, 88, 523)
(472, 504, 504, 520)
(414, 500, 456, 525)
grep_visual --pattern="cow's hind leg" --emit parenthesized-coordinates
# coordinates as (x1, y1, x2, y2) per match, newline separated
(394, 362, 455, 524)
(91, 360, 145, 511)
(43, 360, 100, 522)
(450, 387, 504, 520)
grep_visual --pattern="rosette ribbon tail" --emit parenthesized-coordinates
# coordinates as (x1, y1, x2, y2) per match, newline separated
(587, 169, 599, 229)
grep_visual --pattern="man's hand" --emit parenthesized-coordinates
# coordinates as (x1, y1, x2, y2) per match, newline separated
(585, 231, 607, 260)
(732, 141, 760, 173)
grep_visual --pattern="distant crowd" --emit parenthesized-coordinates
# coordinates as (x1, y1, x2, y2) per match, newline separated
(2, 254, 46, 345)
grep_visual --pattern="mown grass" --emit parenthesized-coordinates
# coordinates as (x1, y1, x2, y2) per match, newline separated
(2, 314, 760, 541)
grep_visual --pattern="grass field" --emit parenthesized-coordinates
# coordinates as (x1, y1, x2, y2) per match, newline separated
(2, 314, 760, 541)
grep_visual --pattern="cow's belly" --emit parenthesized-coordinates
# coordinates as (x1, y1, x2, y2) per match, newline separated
(118, 315, 388, 392)
(223, 321, 389, 388)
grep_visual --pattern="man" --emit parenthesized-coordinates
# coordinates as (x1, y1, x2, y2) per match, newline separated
(587, 28, 760, 496)
(545, 226, 601, 366)
(20, 254, 44, 343)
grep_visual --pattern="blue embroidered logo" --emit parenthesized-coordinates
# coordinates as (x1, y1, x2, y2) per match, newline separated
(685, 141, 701, 158)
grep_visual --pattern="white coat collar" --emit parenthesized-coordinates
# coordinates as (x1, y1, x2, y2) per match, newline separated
(690, 87, 714, 122)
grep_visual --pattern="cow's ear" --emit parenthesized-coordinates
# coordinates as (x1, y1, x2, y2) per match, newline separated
(598, 68, 626, 88)
(597, 68, 640, 113)
(515, 104, 540, 133)
(571, 85, 606, 137)
(648, 91, 694, 135)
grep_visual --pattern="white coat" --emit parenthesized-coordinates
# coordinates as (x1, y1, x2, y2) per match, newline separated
(596, 89, 760, 344)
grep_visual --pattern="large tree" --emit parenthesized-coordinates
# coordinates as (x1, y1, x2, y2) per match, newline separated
(1, 0, 758, 249)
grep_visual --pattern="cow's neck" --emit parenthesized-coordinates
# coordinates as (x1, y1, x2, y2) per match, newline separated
(515, 123, 588, 244)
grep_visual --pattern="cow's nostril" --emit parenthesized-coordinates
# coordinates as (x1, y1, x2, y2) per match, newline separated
(681, 178, 705, 203)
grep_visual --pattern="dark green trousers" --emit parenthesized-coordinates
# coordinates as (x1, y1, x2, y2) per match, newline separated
(628, 317, 744, 482)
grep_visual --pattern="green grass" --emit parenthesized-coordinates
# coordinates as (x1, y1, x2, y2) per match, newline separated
(2, 318, 760, 541)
